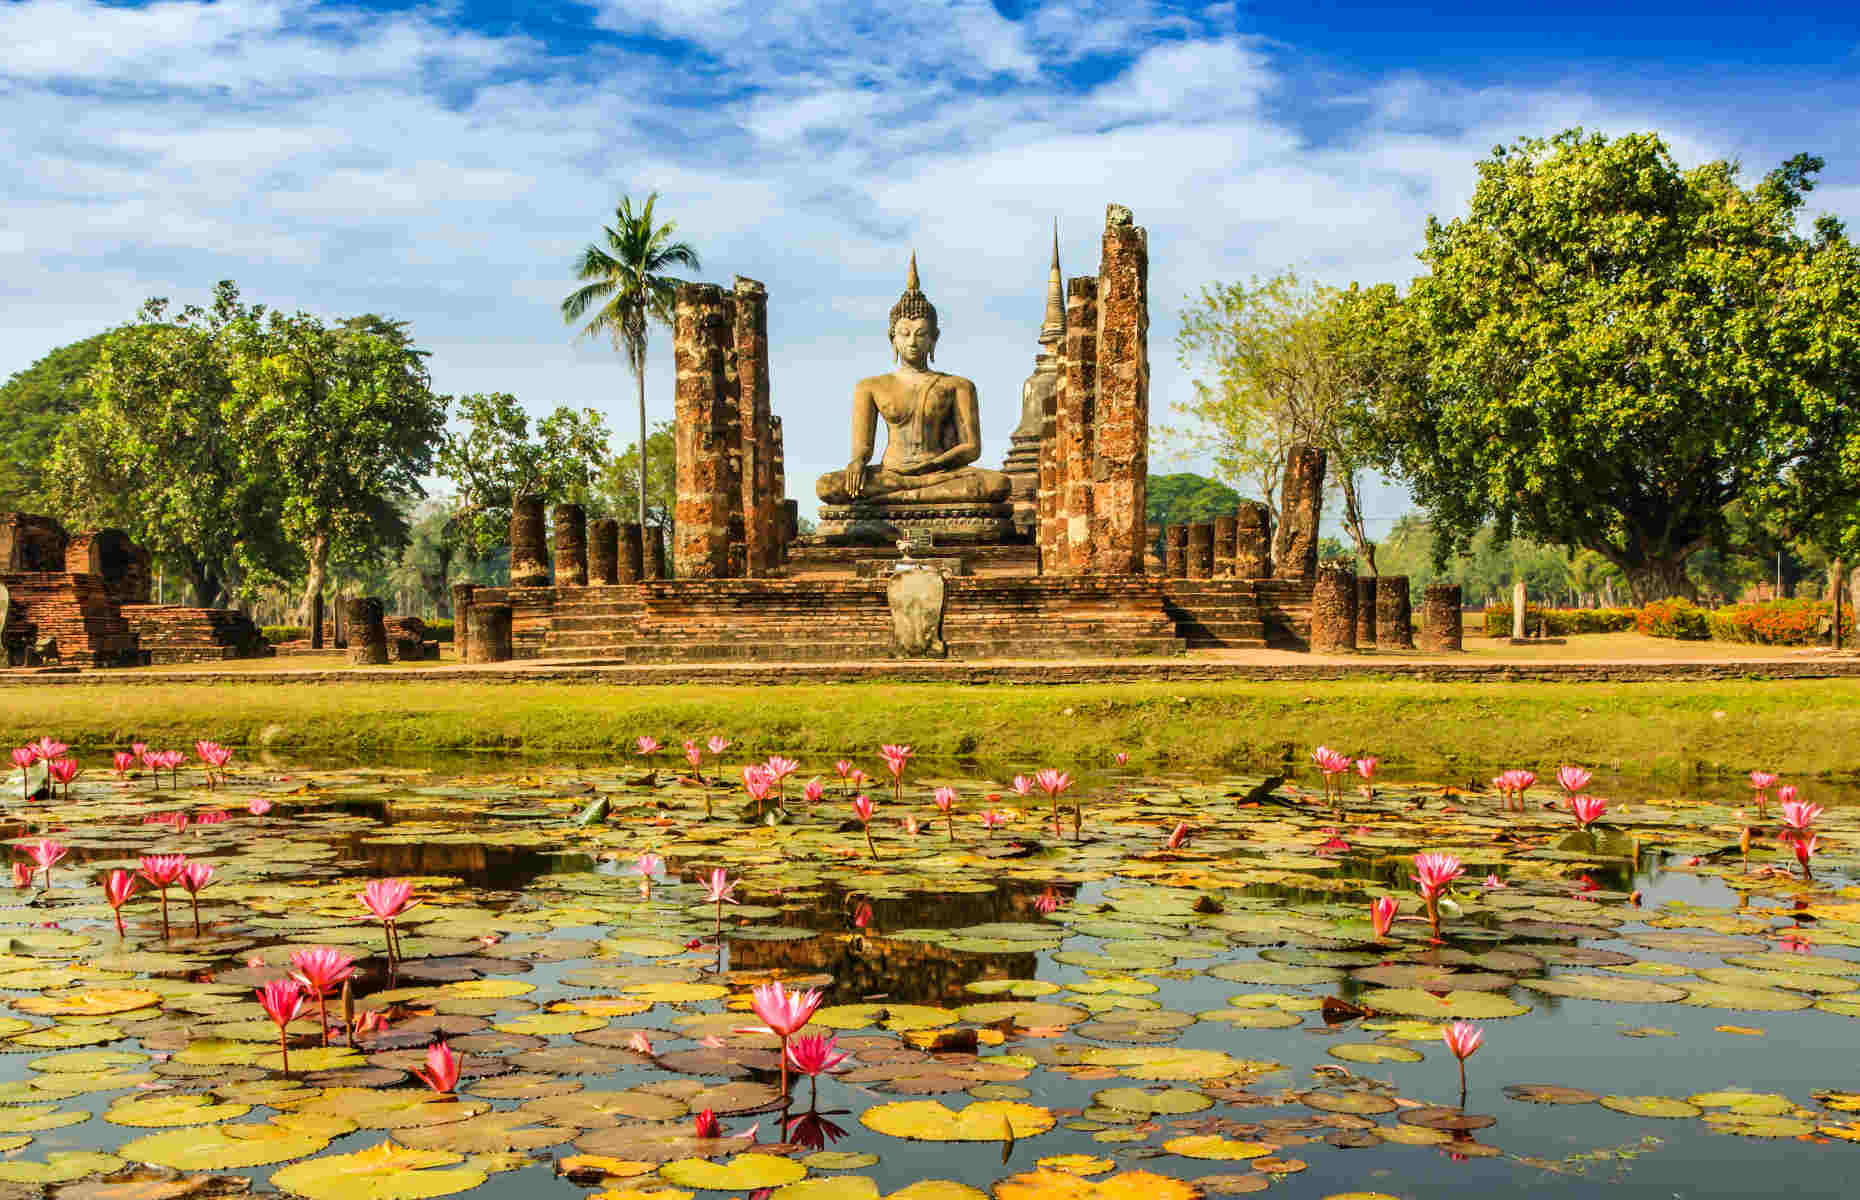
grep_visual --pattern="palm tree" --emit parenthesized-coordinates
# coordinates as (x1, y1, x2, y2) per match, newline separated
(561, 193, 701, 533)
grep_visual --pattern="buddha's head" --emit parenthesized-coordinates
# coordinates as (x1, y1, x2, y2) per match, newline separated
(888, 252, 938, 365)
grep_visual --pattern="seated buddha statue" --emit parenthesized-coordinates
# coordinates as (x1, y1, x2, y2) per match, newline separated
(815, 255, 1013, 507)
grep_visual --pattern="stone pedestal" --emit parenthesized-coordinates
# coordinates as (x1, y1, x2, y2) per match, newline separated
(1355, 576, 1378, 646)
(1165, 525, 1188, 577)
(1375, 576, 1413, 650)
(450, 583, 474, 663)
(1273, 445, 1325, 581)
(1186, 523, 1214, 579)
(1212, 515, 1237, 577)
(1311, 566, 1357, 652)
(1235, 501, 1273, 579)
(346, 597, 389, 665)
(509, 494, 550, 587)
(815, 500, 1016, 545)
(553, 503, 587, 587)
(887, 567, 948, 657)
(1092, 205, 1149, 575)
(619, 524, 644, 583)
(673, 283, 739, 580)
(589, 519, 620, 585)
(468, 603, 512, 663)
(1420, 583, 1463, 652)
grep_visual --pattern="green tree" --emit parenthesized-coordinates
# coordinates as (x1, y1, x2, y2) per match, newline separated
(1348, 130, 1860, 602)
(1145, 472, 1244, 529)
(1172, 272, 1382, 571)
(436, 392, 611, 558)
(588, 418, 676, 535)
(44, 283, 294, 606)
(233, 311, 447, 624)
(0, 331, 116, 511)
(561, 193, 700, 533)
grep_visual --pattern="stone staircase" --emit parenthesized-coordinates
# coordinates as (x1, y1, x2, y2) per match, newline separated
(1161, 579, 1316, 649)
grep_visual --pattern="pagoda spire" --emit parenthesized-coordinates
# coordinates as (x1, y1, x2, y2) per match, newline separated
(1039, 221, 1065, 348)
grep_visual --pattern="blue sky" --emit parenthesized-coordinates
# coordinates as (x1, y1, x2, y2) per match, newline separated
(4, 0, 1857, 531)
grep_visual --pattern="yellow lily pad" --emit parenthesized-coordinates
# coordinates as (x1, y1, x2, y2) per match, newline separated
(271, 1140, 489, 1200)
(861, 1100, 1056, 1141)
(104, 1093, 251, 1127)
(119, 1113, 356, 1170)
(0, 1151, 124, 1183)
(658, 1153, 808, 1190)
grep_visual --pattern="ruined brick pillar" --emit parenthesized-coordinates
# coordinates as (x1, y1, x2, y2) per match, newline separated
(1165, 525, 1188, 577)
(1144, 522, 1164, 575)
(1212, 515, 1237, 578)
(450, 583, 473, 662)
(1355, 576, 1378, 646)
(589, 519, 619, 584)
(1273, 445, 1326, 582)
(645, 529, 667, 580)
(673, 282, 739, 580)
(552, 503, 587, 587)
(1376, 576, 1414, 650)
(469, 603, 512, 663)
(1186, 523, 1214, 579)
(346, 597, 389, 665)
(1234, 501, 1273, 579)
(1037, 409, 1060, 573)
(509, 494, 550, 587)
(1051, 277, 1098, 574)
(781, 500, 798, 556)
(1092, 205, 1148, 576)
(1420, 583, 1463, 652)
(733, 277, 776, 576)
(771, 417, 788, 561)
(618, 524, 644, 583)
(1311, 565, 1358, 653)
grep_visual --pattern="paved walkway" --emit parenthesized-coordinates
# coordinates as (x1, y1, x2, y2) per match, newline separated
(7, 645, 1860, 686)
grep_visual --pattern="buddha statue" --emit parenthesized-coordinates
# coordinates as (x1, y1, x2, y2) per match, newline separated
(815, 255, 1013, 509)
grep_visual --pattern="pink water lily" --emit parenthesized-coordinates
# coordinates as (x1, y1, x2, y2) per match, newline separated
(178, 861, 215, 936)
(359, 878, 418, 960)
(1166, 821, 1191, 851)
(743, 764, 775, 819)
(1035, 886, 1064, 915)
(694, 1108, 723, 1139)
(981, 809, 1008, 837)
(256, 979, 306, 1074)
(785, 1032, 849, 1107)
(8, 862, 28, 889)
(1011, 774, 1034, 798)
(707, 736, 733, 756)
(1442, 1020, 1483, 1103)
(632, 853, 664, 900)
(111, 751, 135, 777)
(683, 739, 705, 777)
(9, 748, 33, 801)
(751, 980, 824, 1098)
(1114, 751, 1129, 767)
(103, 869, 139, 936)
(1781, 799, 1823, 832)
(1556, 765, 1592, 795)
(629, 1030, 654, 1055)
(46, 758, 80, 799)
(851, 795, 878, 859)
(703, 867, 738, 935)
(1412, 852, 1464, 942)
(21, 839, 67, 889)
(248, 797, 273, 817)
(763, 755, 800, 805)
(140, 854, 189, 939)
(1309, 746, 1351, 807)
(194, 740, 233, 788)
(411, 1040, 463, 1094)
(635, 736, 661, 757)
(1569, 795, 1608, 830)
(1793, 833, 1821, 881)
(1750, 770, 1778, 817)
(26, 737, 67, 762)
(879, 744, 912, 805)
(289, 946, 357, 1046)
(1371, 895, 1398, 940)
(933, 786, 958, 842)
(802, 777, 825, 807)
(1355, 756, 1379, 798)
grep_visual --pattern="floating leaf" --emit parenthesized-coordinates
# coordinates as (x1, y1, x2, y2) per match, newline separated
(0, 1151, 124, 1183)
(118, 1113, 355, 1170)
(860, 1100, 1055, 1141)
(1162, 1136, 1271, 1161)
(270, 1140, 489, 1200)
(658, 1153, 807, 1190)
(993, 1169, 1202, 1200)
(1598, 1095, 1701, 1119)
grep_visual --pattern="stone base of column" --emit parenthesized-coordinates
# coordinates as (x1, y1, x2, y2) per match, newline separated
(1355, 576, 1378, 646)
(468, 603, 512, 662)
(1311, 566, 1358, 652)
(1419, 583, 1463, 652)
(1376, 576, 1413, 650)
(346, 597, 389, 665)
(589, 519, 619, 585)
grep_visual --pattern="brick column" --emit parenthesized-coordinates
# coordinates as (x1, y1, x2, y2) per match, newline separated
(673, 282, 739, 580)
(449, 583, 473, 662)
(645, 530, 667, 580)
(589, 518, 619, 584)
(1037, 400, 1060, 573)
(1273, 445, 1326, 581)
(1311, 565, 1357, 652)
(468, 603, 512, 663)
(346, 597, 389, 665)
(1234, 501, 1273, 579)
(1144, 521, 1164, 575)
(1355, 576, 1378, 646)
(1165, 525, 1188, 577)
(1419, 583, 1463, 652)
(1376, 576, 1414, 649)
(618, 524, 643, 583)
(509, 494, 550, 587)
(1186, 523, 1214, 579)
(1092, 204, 1148, 575)
(732, 277, 774, 576)
(552, 503, 587, 587)
(1053, 277, 1099, 574)
(1212, 515, 1237, 577)
(771, 417, 788, 561)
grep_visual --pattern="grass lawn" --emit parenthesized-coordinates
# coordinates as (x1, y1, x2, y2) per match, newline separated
(5, 674, 1858, 782)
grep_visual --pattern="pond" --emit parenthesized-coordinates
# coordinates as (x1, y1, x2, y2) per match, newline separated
(0, 741, 1855, 1200)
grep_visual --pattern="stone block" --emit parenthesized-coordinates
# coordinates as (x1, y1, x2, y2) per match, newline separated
(1186, 522, 1214, 579)
(345, 596, 389, 666)
(1376, 575, 1414, 650)
(1355, 575, 1378, 646)
(1165, 525, 1188, 577)
(1311, 565, 1357, 652)
(509, 494, 550, 587)
(1212, 515, 1237, 577)
(553, 503, 587, 587)
(1420, 583, 1463, 652)
(450, 583, 474, 662)
(589, 518, 620, 585)
(619, 523, 644, 583)
(1234, 500, 1273, 579)
(468, 602, 513, 663)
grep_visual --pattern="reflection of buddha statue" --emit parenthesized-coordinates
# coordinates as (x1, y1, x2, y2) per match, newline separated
(815, 255, 1012, 507)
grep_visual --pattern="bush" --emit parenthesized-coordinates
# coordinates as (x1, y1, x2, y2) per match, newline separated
(261, 625, 309, 646)
(428, 619, 454, 644)
(1636, 598, 1711, 640)
(1707, 599, 1852, 645)
(1482, 605, 1638, 637)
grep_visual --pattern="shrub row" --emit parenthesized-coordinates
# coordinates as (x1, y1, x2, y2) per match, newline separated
(261, 619, 454, 645)
(1482, 605, 1638, 637)
(1635, 598, 1711, 640)
(1706, 599, 1853, 645)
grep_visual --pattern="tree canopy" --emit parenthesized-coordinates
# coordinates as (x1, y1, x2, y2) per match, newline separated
(1347, 129, 1860, 602)
(0, 331, 115, 512)
(436, 391, 611, 558)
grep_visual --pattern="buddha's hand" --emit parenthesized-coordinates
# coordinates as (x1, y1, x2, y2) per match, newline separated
(844, 459, 868, 498)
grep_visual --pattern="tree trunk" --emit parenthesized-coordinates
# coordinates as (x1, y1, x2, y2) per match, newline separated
(1621, 556, 1695, 606)
(183, 555, 220, 609)
(1336, 468, 1378, 575)
(635, 364, 649, 534)
(298, 532, 330, 628)
(1834, 557, 1846, 651)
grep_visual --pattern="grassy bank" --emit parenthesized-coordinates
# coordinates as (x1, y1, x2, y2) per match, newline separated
(4, 677, 1859, 781)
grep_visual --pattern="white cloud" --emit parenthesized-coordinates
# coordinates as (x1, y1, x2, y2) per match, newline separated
(3, 0, 1855, 525)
